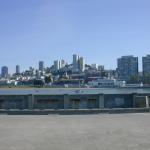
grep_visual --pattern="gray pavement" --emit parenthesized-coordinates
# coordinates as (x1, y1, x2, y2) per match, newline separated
(0, 113, 150, 150)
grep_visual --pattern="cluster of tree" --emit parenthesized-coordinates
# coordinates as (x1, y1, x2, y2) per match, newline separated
(143, 73, 150, 84)
(33, 79, 45, 87)
(127, 75, 140, 84)
(45, 76, 53, 84)
(127, 74, 150, 84)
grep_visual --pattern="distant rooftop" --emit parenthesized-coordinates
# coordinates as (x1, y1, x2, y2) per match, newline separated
(0, 88, 150, 95)
(121, 55, 135, 58)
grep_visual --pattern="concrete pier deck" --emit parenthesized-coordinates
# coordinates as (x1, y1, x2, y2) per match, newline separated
(0, 113, 150, 150)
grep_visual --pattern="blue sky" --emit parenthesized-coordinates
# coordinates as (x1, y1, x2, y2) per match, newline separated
(0, 0, 150, 73)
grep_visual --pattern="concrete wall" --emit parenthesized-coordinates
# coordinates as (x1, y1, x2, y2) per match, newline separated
(133, 95, 149, 108)
(34, 95, 64, 109)
(0, 93, 149, 110)
(0, 95, 28, 109)
(104, 94, 133, 108)
(68, 95, 99, 109)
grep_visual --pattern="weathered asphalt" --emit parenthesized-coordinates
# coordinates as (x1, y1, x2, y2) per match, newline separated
(0, 113, 150, 150)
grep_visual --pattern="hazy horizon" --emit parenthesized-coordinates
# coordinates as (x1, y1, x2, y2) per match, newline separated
(0, 0, 150, 72)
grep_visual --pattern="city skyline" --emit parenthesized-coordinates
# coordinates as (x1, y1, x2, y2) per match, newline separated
(1, 54, 150, 74)
(0, 0, 150, 72)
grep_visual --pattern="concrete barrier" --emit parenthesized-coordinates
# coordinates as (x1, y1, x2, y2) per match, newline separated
(0, 108, 150, 115)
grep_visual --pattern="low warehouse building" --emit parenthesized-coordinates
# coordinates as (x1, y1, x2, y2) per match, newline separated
(0, 88, 149, 109)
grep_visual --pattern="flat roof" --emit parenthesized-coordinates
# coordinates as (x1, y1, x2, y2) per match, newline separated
(0, 88, 150, 95)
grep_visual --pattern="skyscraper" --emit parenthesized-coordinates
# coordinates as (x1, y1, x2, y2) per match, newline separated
(98, 65, 104, 71)
(142, 55, 150, 78)
(54, 60, 60, 71)
(73, 54, 79, 72)
(16, 65, 20, 74)
(1, 66, 8, 78)
(39, 61, 44, 71)
(72, 54, 85, 72)
(117, 56, 138, 81)
(78, 57, 85, 72)
(60, 60, 66, 68)
(91, 64, 98, 70)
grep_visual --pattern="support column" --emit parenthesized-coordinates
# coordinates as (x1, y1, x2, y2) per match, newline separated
(81, 99, 87, 109)
(64, 94, 70, 109)
(99, 94, 104, 109)
(133, 93, 137, 108)
(146, 96, 149, 108)
(28, 94, 34, 109)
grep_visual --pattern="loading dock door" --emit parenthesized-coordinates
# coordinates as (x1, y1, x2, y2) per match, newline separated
(51, 100, 59, 109)
(72, 99, 80, 109)
(0, 100, 4, 109)
(37, 99, 59, 109)
(88, 99, 97, 109)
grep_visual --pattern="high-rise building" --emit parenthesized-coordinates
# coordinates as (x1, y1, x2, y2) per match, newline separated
(29, 66, 33, 72)
(79, 57, 85, 72)
(117, 55, 138, 81)
(16, 65, 20, 74)
(91, 64, 98, 70)
(98, 65, 104, 71)
(73, 54, 85, 72)
(142, 55, 150, 78)
(54, 60, 60, 71)
(39, 61, 44, 71)
(73, 54, 80, 72)
(1, 66, 8, 78)
(60, 60, 66, 68)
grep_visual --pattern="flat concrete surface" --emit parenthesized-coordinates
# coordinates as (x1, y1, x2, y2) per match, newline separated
(0, 114, 150, 150)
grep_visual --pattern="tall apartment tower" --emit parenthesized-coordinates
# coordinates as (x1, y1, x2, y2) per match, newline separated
(1, 66, 8, 78)
(60, 60, 66, 68)
(117, 55, 138, 81)
(78, 57, 85, 72)
(39, 61, 44, 71)
(142, 55, 150, 78)
(73, 54, 85, 72)
(16, 65, 20, 74)
(73, 54, 80, 72)
(54, 60, 61, 71)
